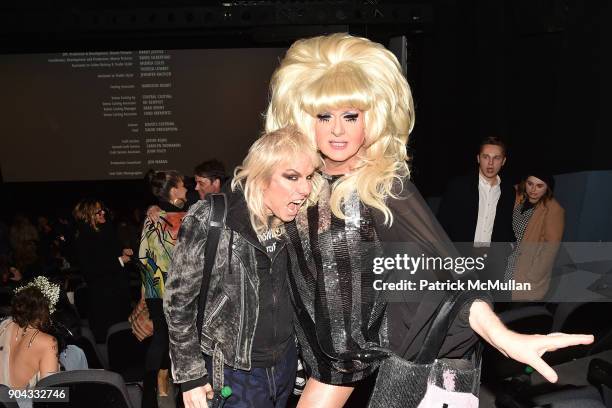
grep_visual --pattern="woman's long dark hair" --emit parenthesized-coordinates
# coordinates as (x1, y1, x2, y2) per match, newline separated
(11, 286, 51, 333)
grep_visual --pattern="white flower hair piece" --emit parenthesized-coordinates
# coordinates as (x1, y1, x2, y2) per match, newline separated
(14, 276, 61, 314)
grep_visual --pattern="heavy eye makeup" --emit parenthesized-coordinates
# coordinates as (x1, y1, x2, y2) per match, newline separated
(282, 170, 301, 181)
(282, 170, 315, 181)
(315, 111, 360, 122)
(316, 113, 331, 122)
(343, 112, 359, 122)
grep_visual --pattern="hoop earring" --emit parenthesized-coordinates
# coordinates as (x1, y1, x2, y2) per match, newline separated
(171, 198, 185, 209)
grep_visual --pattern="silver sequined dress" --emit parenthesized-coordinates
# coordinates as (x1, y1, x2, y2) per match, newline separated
(285, 174, 486, 385)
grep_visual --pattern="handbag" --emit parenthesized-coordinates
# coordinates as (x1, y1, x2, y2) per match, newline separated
(129, 297, 154, 341)
(368, 291, 482, 408)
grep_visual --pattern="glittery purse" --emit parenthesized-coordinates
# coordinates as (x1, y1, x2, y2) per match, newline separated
(368, 291, 482, 408)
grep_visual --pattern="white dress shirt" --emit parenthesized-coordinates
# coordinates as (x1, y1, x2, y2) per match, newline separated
(474, 172, 501, 246)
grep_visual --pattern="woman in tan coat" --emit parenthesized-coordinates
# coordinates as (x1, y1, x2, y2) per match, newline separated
(506, 172, 565, 300)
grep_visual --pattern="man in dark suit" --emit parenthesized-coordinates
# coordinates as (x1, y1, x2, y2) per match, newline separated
(437, 137, 515, 292)
(438, 136, 515, 245)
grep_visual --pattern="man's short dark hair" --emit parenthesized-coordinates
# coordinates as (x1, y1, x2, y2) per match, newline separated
(194, 159, 226, 182)
(479, 136, 507, 156)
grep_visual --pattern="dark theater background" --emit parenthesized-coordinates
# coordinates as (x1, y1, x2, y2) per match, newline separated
(1, 0, 610, 210)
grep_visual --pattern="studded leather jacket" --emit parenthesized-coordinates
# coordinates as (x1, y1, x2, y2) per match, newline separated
(164, 189, 293, 389)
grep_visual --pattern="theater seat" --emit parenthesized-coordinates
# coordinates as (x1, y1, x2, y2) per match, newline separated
(496, 358, 612, 408)
(531, 386, 606, 408)
(34, 370, 140, 408)
(73, 285, 89, 321)
(546, 303, 612, 366)
(76, 325, 107, 369)
(106, 322, 148, 382)
(0, 384, 19, 408)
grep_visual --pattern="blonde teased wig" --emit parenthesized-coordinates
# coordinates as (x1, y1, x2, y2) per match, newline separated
(265, 33, 415, 225)
(231, 125, 322, 235)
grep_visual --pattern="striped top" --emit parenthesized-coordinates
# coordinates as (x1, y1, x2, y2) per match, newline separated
(285, 174, 387, 384)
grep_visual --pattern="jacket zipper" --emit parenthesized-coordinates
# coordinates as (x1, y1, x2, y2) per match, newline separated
(269, 245, 285, 363)
(233, 236, 286, 369)
(203, 294, 229, 328)
(235, 260, 245, 369)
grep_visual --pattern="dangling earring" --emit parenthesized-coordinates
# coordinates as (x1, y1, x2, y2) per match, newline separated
(171, 198, 185, 209)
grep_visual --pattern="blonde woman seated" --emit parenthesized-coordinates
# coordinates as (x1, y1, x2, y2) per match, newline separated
(0, 276, 60, 391)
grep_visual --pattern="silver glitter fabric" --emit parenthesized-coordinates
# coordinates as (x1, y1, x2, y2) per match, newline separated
(285, 174, 388, 385)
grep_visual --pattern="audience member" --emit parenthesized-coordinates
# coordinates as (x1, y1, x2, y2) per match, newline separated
(437, 136, 516, 286)
(437, 136, 515, 246)
(193, 159, 227, 200)
(52, 290, 88, 371)
(505, 171, 565, 300)
(138, 170, 188, 408)
(72, 199, 132, 342)
(0, 276, 60, 390)
(9, 214, 39, 257)
(12, 240, 44, 283)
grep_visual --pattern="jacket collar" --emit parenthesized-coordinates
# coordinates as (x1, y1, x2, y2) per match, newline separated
(221, 186, 288, 258)
(518, 195, 550, 212)
(223, 187, 262, 248)
(477, 170, 501, 188)
(478, 173, 501, 189)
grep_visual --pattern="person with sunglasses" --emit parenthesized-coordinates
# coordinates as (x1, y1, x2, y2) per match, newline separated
(72, 199, 132, 342)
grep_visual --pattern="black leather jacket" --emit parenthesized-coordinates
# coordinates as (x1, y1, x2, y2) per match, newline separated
(164, 189, 292, 388)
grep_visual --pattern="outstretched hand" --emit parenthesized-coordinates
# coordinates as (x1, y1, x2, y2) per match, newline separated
(469, 301, 594, 383)
(493, 330, 594, 382)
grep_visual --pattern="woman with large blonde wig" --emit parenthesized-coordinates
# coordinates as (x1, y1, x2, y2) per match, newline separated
(265, 33, 592, 407)
(165, 126, 321, 408)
